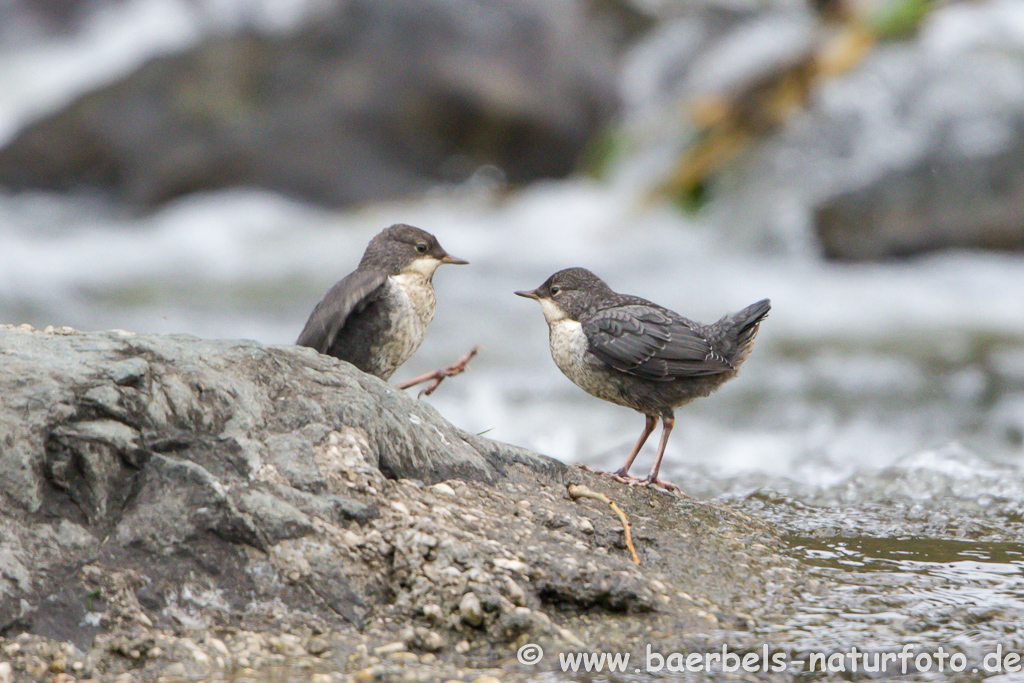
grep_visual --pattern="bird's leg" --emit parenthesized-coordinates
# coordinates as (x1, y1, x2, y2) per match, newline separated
(611, 415, 658, 481)
(639, 415, 678, 491)
(396, 345, 481, 398)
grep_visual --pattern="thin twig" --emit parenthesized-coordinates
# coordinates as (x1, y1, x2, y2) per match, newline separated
(567, 483, 640, 565)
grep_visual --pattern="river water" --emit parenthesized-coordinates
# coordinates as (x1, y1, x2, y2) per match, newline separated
(3, 1, 1024, 679)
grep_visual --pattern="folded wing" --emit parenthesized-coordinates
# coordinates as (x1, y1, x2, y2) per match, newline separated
(296, 269, 388, 353)
(583, 305, 735, 380)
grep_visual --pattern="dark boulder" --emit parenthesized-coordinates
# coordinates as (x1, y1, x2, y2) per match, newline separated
(0, 0, 621, 209)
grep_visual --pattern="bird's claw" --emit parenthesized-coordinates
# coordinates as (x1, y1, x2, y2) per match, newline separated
(577, 464, 678, 492)
(630, 475, 677, 492)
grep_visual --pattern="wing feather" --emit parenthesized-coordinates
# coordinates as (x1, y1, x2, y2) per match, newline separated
(583, 304, 734, 380)
(296, 269, 388, 353)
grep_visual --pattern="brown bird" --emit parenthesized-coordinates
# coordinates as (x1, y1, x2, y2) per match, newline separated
(517, 267, 769, 490)
(297, 224, 473, 394)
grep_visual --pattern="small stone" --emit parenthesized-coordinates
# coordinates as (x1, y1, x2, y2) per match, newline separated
(306, 636, 330, 655)
(207, 638, 230, 658)
(459, 592, 484, 627)
(392, 501, 410, 515)
(472, 676, 502, 683)
(421, 604, 443, 622)
(492, 558, 528, 574)
(0, 663, 10, 683)
(163, 663, 188, 679)
(578, 518, 594, 534)
(430, 483, 456, 496)
(373, 642, 406, 655)
(503, 577, 526, 606)
(355, 667, 381, 682)
(419, 630, 445, 652)
(388, 651, 419, 663)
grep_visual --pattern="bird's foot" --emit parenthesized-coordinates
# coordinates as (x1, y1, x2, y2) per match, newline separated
(578, 465, 677, 493)
(396, 345, 481, 398)
(636, 476, 679, 492)
(579, 464, 631, 482)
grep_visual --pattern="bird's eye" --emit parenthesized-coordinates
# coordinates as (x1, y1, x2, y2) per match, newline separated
(415, 242, 428, 253)
(550, 285, 561, 295)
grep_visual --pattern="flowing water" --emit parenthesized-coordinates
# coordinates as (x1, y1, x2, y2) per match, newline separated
(3, 1, 1024, 679)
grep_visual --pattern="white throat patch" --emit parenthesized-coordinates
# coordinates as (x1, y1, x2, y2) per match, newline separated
(404, 257, 442, 278)
(538, 297, 571, 324)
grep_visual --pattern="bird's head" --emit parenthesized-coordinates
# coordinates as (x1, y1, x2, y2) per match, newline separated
(361, 224, 468, 278)
(515, 267, 611, 324)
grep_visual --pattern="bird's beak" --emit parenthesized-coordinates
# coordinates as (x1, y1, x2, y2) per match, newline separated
(514, 288, 540, 300)
(441, 253, 469, 265)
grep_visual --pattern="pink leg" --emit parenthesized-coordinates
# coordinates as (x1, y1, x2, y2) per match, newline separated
(640, 415, 678, 491)
(614, 415, 657, 478)
(396, 346, 480, 397)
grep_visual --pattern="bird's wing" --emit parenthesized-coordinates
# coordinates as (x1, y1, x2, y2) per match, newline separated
(296, 269, 388, 353)
(583, 304, 734, 380)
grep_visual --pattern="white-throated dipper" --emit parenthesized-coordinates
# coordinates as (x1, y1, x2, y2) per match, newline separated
(516, 267, 770, 490)
(297, 224, 470, 389)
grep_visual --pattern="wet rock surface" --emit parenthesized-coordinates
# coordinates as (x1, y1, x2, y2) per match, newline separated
(0, 324, 808, 681)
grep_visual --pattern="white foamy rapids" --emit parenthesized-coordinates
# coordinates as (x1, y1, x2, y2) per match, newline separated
(3, 182, 1024, 490)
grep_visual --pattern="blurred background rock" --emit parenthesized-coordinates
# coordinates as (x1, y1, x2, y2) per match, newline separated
(4, 0, 1023, 258)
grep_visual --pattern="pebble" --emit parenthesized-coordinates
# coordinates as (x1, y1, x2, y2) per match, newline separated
(373, 641, 406, 655)
(430, 483, 456, 496)
(421, 604, 443, 622)
(388, 651, 419, 663)
(419, 630, 445, 652)
(503, 577, 526, 606)
(492, 558, 528, 573)
(459, 592, 484, 627)
(306, 636, 330, 655)
(0, 663, 11, 683)
(355, 666, 381, 682)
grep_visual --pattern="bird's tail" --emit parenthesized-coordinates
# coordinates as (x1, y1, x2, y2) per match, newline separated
(722, 298, 771, 365)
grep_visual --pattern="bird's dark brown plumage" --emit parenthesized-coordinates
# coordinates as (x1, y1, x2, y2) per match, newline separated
(297, 223, 466, 380)
(516, 266, 769, 489)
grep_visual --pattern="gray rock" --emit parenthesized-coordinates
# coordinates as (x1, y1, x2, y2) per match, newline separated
(233, 487, 316, 544)
(0, 0, 620, 209)
(0, 324, 805, 682)
(0, 323, 565, 638)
